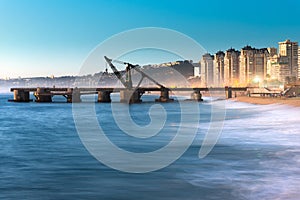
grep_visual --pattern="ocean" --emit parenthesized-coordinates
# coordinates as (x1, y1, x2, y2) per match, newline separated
(0, 93, 300, 200)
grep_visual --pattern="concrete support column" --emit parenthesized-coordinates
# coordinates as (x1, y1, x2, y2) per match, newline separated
(72, 94, 81, 103)
(98, 91, 111, 103)
(156, 89, 174, 102)
(66, 88, 81, 103)
(13, 89, 30, 102)
(191, 90, 203, 101)
(34, 88, 52, 102)
(120, 89, 142, 103)
(226, 87, 232, 99)
(66, 95, 72, 103)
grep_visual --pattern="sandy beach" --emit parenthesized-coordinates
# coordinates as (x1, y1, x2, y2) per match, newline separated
(231, 96, 300, 107)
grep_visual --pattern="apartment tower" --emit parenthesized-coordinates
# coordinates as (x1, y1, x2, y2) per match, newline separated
(224, 48, 240, 86)
(213, 51, 225, 86)
(200, 53, 214, 86)
(278, 39, 298, 80)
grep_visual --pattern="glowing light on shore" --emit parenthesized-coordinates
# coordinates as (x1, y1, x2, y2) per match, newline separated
(253, 76, 261, 84)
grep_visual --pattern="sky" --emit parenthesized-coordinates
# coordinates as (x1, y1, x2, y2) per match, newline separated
(0, 0, 299, 78)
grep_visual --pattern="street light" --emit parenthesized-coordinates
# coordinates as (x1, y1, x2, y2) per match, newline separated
(253, 76, 261, 87)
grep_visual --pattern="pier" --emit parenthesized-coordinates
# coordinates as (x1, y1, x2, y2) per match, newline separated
(10, 87, 247, 103)
(9, 56, 248, 103)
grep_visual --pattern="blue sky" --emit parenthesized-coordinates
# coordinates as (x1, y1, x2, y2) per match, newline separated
(0, 0, 299, 78)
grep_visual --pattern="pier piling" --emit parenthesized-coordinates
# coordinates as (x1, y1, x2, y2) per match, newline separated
(191, 90, 203, 101)
(156, 88, 174, 102)
(226, 87, 233, 99)
(120, 89, 142, 103)
(97, 91, 112, 103)
(65, 88, 81, 103)
(13, 89, 30, 102)
(34, 88, 52, 102)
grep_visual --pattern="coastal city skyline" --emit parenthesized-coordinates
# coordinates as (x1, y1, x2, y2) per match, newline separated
(196, 39, 300, 87)
(1, 38, 298, 80)
(1, 0, 300, 78)
(2, 39, 299, 90)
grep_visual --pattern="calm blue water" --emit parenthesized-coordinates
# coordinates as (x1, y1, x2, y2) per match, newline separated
(1, 93, 300, 200)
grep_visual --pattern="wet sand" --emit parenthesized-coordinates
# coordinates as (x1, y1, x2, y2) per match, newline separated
(231, 96, 300, 107)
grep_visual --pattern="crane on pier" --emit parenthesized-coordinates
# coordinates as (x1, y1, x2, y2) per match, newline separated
(104, 56, 165, 90)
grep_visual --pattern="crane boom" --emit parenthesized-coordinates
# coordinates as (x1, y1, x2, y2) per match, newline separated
(128, 64, 165, 88)
(104, 56, 128, 88)
(104, 56, 165, 89)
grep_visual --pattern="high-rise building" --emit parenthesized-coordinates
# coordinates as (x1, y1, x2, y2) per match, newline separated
(239, 46, 269, 86)
(266, 47, 277, 78)
(200, 53, 214, 86)
(278, 39, 298, 80)
(267, 47, 277, 57)
(213, 51, 225, 86)
(224, 48, 240, 86)
(267, 55, 290, 83)
(267, 54, 278, 80)
(192, 62, 201, 77)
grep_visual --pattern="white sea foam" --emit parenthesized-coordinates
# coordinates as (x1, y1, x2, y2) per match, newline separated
(182, 100, 300, 199)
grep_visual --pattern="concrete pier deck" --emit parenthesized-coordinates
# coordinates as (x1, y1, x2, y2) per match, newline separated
(10, 87, 247, 103)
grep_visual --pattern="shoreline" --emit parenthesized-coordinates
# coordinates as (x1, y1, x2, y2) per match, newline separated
(231, 96, 300, 107)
